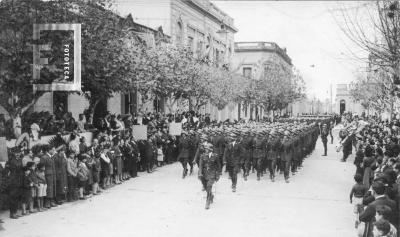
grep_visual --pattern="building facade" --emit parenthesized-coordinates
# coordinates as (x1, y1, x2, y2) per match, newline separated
(335, 84, 364, 116)
(231, 41, 293, 121)
(115, 0, 238, 121)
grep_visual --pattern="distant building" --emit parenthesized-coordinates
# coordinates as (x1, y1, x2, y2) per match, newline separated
(335, 84, 364, 115)
(292, 98, 331, 116)
(232, 41, 292, 121)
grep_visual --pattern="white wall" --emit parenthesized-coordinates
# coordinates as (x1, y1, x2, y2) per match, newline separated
(107, 93, 122, 115)
(68, 93, 90, 120)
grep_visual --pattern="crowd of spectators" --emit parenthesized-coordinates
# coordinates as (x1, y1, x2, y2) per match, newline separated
(343, 114, 400, 237)
(0, 108, 248, 221)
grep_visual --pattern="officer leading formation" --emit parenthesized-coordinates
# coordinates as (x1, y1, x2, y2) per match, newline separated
(178, 117, 329, 210)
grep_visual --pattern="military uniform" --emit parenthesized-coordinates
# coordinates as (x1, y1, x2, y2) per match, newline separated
(320, 124, 329, 156)
(223, 135, 244, 192)
(281, 135, 293, 183)
(241, 133, 253, 180)
(198, 145, 220, 209)
(253, 135, 266, 181)
(212, 131, 226, 173)
(267, 134, 280, 181)
(178, 134, 191, 178)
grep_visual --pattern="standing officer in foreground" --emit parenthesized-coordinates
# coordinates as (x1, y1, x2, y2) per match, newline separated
(198, 142, 220, 210)
(320, 124, 329, 156)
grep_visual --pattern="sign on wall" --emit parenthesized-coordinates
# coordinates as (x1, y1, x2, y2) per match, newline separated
(132, 125, 148, 140)
(169, 122, 182, 136)
(32, 23, 81, 92)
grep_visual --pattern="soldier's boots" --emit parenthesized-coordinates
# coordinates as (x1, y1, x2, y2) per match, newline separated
(205, 199, 210, 209)
(285, 178, 290, 183)
(232, 185, 236, 192)
(182, 168, 188, 179)
(270, 175, 275, 182)
(205, 192, 211, 209)
(210, 194, 214, 203)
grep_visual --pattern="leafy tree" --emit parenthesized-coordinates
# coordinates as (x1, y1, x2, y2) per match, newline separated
(0, 0, 142, 131)
(350, 69, 392, 114)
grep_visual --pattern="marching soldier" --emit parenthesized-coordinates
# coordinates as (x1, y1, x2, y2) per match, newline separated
(267, 130, 280, 182)
(253, 132, 266, 181)
(281, 130, 293, 183)
(198, 142, 221, 209)
(223, 130, 243, 192)
(241, 130, 253, 181)
(178, 131, 191, 178)
(212, 129, 226, 174)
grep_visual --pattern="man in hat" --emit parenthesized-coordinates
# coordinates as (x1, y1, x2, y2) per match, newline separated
(198, 142, 220, 209)
(320, 123, 329, 156)
(40, 144, 58, 208)
(223, 130, 244, 192)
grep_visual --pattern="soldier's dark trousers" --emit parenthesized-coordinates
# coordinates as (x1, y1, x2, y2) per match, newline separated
(322, 140, 327, 155)
(268, 159, 276, 177)
(291, 159, 298, 173)
(282, 160, 291, 179)
(342, 151, 350, 162)
(330, 132, 333, 144)
(227, 166, 237, 188)
(200, 177, 207, 190)
(218, 154, 224, 173)
(180, 157, 189, 176)
(255, 158, 263, 179)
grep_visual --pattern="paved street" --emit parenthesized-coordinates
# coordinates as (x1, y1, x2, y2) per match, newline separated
(1, 138, 356, 237)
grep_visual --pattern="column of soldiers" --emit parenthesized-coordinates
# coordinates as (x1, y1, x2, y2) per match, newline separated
(178, 119, 324, 209)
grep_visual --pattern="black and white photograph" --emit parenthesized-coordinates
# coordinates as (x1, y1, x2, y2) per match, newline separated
(0, 0, 399, 236)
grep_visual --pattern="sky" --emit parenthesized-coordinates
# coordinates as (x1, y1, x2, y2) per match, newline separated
(211, 1, 371, 101)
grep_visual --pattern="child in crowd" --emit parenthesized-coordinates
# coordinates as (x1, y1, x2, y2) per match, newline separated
(21, 165, 34, 215)
(350, 173, 368, 228)
(36, 163, 47, 211)
(157, 144, 164, 167)
(28, 162, 38, 213)
(77, 155, 89, 200)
